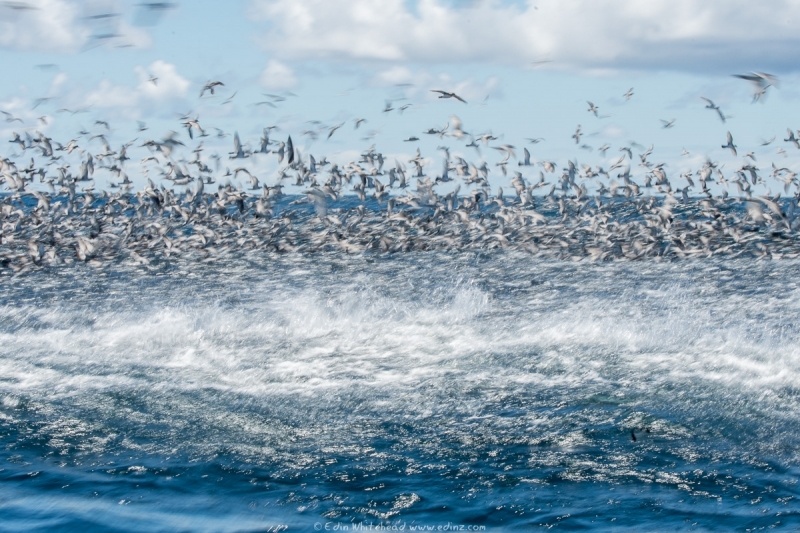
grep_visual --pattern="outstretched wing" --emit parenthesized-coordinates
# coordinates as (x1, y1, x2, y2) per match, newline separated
(286, 136, 294, 165)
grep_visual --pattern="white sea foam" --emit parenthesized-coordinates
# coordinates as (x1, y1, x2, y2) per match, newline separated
(1, 255, 800, 469)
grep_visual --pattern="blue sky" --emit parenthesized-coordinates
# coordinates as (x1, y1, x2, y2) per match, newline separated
(1, 0, 799, 193)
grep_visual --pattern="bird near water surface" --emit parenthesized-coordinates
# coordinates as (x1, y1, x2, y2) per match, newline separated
(2, 76, 800, 275)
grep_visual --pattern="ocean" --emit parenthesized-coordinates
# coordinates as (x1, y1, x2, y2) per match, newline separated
(2, 249, 800, 531)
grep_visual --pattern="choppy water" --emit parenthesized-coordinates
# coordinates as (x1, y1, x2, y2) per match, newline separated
(2, 252, 800, 531)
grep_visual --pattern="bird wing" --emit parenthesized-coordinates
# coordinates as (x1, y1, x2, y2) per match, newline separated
(286, 136, 294, 165)
(755, 72, 779, 87)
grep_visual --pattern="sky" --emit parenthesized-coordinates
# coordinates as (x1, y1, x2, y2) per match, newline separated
(2, 0, 800, 194)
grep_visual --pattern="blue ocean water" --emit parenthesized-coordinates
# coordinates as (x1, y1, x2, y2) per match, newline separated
(2, 252, 800, 531)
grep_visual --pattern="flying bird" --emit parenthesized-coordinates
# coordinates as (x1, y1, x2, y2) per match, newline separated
(285, 135, 294, 165)
(572, 125, 582, 144)
(134, 2, 177, 26)
(732, 72, 779, 102)
(784, 129, 800, 149)
(0, 110, 23, 123)
(430, 90, 467, 104)
(701, 97, 726, 123)
(200, 80, 224, 97)
(222, 91, 237, 104)
(721, 131, 737, 156)
(327, 122, 344, 140)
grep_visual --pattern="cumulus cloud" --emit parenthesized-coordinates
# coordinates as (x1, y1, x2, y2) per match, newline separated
(259, 60, 299, 91)
(0, 0, 157, 53)
(373, 66, 417, 87)
(370, 66, 499, 104)
(249, 0, 800, 73)
(48, 72, 70, 96)
(82, 61, 190, 114)
(83, 80, 135, 109)
(0, 0, 85, 52)
(135, 60, 191, 101)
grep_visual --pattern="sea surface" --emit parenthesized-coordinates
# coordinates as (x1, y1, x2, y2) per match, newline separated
(2, 251, 800, 531)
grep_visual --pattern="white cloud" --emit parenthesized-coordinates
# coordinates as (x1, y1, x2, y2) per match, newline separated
(0, 0, 85, 52)
(0, 97, 57, 140)
(135, 60, 191, 101)
(84, 79, 138, 110)
(80, 61, 190, 116)
(114, 19, 153, 49)
(249, 0, 800, 73)
(371, 66, 499, 104)
(259, 60, 299, 91)
(0, 0, 157, 53)
(49, 72, 69, 96)
(373, 66, 416, 86)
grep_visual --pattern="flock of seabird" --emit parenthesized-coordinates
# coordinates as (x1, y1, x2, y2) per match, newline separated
(1, 76, 800, 274)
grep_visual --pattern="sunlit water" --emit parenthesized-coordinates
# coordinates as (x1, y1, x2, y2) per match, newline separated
(2, 252, 800, 531)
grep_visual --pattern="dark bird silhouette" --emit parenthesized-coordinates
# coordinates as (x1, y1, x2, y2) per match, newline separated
(430, 90, 467, 104)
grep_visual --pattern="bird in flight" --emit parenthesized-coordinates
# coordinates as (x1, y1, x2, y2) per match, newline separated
(721, 131, 737, 156)
(732, 72, 778, 102)
(430, 90, 467, 104)
(200, 80, 224, 97)
(327, 122, 344, 140)
(701, 97, 726, 123)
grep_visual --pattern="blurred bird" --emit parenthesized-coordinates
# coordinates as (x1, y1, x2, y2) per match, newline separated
(721, 131, 737, 156)
(430, 90, 467, 104)
(701, 97, 726, 123)
(732, 72, 778, 102)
